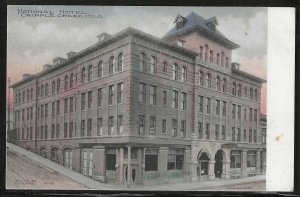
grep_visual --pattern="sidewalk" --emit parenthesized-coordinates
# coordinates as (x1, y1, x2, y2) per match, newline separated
(7, 143, 265, 191)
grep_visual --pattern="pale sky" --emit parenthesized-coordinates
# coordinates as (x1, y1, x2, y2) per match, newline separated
(7, 6, 267, 114)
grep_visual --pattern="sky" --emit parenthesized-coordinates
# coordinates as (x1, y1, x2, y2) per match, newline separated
(7, 6, 267, 114)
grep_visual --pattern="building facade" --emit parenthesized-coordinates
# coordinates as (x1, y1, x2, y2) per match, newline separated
(10, 12, 266, 186)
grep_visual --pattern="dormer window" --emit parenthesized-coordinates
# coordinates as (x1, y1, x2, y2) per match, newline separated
(176, 40, 184, 47)
(205, 16, 218, 32)
(174, 14, 187, 29)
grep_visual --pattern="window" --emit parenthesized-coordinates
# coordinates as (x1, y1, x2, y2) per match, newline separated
(162, 119, 166, 134)
(238, 105, 241, 120)
(30, 88, 33, 100)
(204, 45, 208, 61)
(163, 91, 167, 105)
(215, 124, 220, 140)
(172, 64, 178, 80)
(150, 56, 157, 74)
(199, 96, 203, 113)
(27, 108, 29, 120)
(254, 89, 258, 101)
(40, 126, 44, 139)
(181, 66, 187, 82)
(163, 62, 168, 73)
(108, 116, 114, 135)
(56, 124, 60, 138)
(81, 120, 85, 136)
(64, 149, 73, 169)
(254, 130, 257, 143)
(206, 97, 211, 114)
(262, 131, 266, 144)
(118, 53, 123, 72)
(26, 89, 29, 100)
(221, 52, 224, 66)
(87, 119, 92, 136)
(247, 151, 256, 168)
(209, 50, 213, 62)
(254, 109, 258, 122)
(222, 125, 226, 140)
(237, 128, 241, 142)
(97, 118, 103, 136)
(64, 98, 68, 114)
(64, 122, 68, 138)
(223, 78, 227, 92)
(52, 102, 55, 116)
(56, 100, 60, 115)
(51, 124, 55, 138)
(244, 87, 248, 98)
(81, 67, 86, 83)
(198, 122, 203, 139)
(65, 75, 69, 90)
(98, 61, 103, 78)
(244, 109, 247, 120)
(117, 115, 123, 134)
(172, 90, 178, 109)
(181, 120, 186, 138)
(81, 93, 86, 110)
(230, 151, 241, 168)
(222, 101, 226, 116)
(232, 104, 236, 119)
(108, 56, 114, 75)
(172, 119, 178, 137)
(217, 53, 220, 65)
(139, 115, 145, 135)
(69, 97, 73, 113)
(88, 91, 92, 109)
(22, 109, 24, 121)
(109, 85, 114, 105)
(207, 73, 211, 88)
(30, 107, 33, 119)
(138, 83, 146, 103)
(225, 57, 229, 67)
(232, 82, 236, 96)
(216, 76, 221, 91)
(145, 149, 158, 171)
(250, 88, 253, 100)
(216, 100, 220, 115)
(69, 122, 73, 138)
(206, 123, 210, 139)
(249, 129, 252, 142)
(199, 46, 203, 59)
(249, 108, 253, 121)
(97, 88, 102, 107)
(139, 53, 146, 72)
(150, 86, 156, 105)
(199, 71, 205, 86)
(82, 150, 93, 176)
(149, 116, 156, 135)
(30, 127, 33, 140)
(45, 104, 48, 118)
(167, 149, 184, 170)
(23, 91, 25, 101)
(41, 85, 44, 97)
(238, 84, 241, 97)
(41, 105, 44, 118)
(52, 81, 55, 94)
(57, 79, 60, 92)
(244, 129, 247, 141)
(232, 127, 235, 141)
(70, 73, 74, 88)
(181, 92, 187, 110)
(88, 65, 92, 81)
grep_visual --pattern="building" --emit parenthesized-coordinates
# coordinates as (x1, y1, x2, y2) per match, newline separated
(10, 12, 266, 186)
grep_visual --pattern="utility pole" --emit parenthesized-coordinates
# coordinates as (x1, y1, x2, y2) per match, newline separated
(7, 77, 11, 135)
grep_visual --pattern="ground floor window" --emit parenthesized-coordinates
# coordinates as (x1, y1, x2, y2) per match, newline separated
(145, 148, 158, 171)
(106, 149, 116, 171)
(247, 151, 256, 167)
(198, 152, 209, 176)
(51, 147, 59, 163)
(40, 147, 47, 158)
(124, 147, 138, 160)
(230, 150, 241, 168)
(82, 150, 93, 176)
(64, 149, 73, 169)
(167, 149, 184, 170)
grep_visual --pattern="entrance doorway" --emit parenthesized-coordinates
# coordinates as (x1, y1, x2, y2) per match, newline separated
(124, 164, 138, 185)
(197, 152, 209, 180)
(214, 150, 224, 178)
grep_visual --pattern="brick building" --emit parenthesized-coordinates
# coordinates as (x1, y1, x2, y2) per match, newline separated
(10, 12, 266, 186)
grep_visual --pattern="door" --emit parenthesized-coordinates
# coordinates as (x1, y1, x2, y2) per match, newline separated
(124, 164, 138, 185)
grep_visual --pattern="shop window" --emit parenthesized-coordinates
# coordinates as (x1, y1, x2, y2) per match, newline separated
(230, 151, 241, 168)
(106, 150, 116, 171)
(247, 151, 256, 167)
(145, 149, 158, 171)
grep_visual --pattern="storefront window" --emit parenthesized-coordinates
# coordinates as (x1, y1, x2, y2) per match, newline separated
(230, 150, 241, 168)
(145, 148, 158, 171)
(167, 149, 184, 170)
(247, 151, 256, 167)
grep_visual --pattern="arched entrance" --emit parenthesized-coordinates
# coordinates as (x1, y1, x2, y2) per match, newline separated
(197, 151, 210, 180)
(214, 150, 224, 178)
(50, 147, 59, 163)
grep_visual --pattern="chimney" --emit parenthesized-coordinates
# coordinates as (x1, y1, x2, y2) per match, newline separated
(43, 64, 53, 71)
(231, 62, 240, 70)
(97, 33, 111, 42)
(53, 57, 67, 66)
(67, 51, 77, 59)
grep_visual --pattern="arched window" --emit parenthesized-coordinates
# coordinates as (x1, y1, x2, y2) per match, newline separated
(150, 56, 157, 74)
(45, 83, 48, 96)
(172, 63, 178, 80)
(254, 89, 258, 101)
(109, 56, 114, 75)
(238, 84, 241, 97)
(52, 81, 55, 94)
(216, 76, 221, 91)
(204, 45, 208, 61)
(139, 53, 146, 72)
(199, 46, 203, 59)
(70, 73, 74, 88)
(221, 52, 224, 66)
(98, 61, 103, 78)
(163, 62, 168, 73)
(64, 149, 73, 169)
(244, 87, 248, 97)
(207, 73, 211, 88)
(81, 67, 86, 83)
(118, 53, 123, 71)
(250, 88, 253, 100)
(232, 82, 236, 96)
(57, 79, 60, 92)
(223, 78, 227, 93)
(64, 75, 68, 90)
(199, 71, 205, 86)
(88, 65, 92, 81)
(41, 85, 44, 97)
(181, 66, 187, 82)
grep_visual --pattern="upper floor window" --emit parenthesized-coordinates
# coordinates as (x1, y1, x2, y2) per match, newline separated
(139, 53, 146, 72)
(254, 89, 258, 101)
(27, 89, 29, 101)
(150, 56, 157, 74)
(57, 79, 60, 92)
(181, 66, 187, 82)
(244, 87, 248, 97)
(232, 82, 236, 96)
(81, 67, 86, 83)
(221, 52, 224, 66)
(98, 61, 103, 78)
(64, 75, 69, 90)
(199, 71, 205, 86)
(237, 84, 241, 97)
(209, 50, 213, 62)
(216, 76, 221, 91)
(207, 73, 211, 88)
(41, 85, 44, 97)
(88, 65, 92, 81)
(199, 46, 203, 59)
(163, 62, 168, 73)
(149, 85, 156, 105)
(70, 73, 74, 88)
(81, 93, 86, 110)
(117, 82, 123, 103)
(225, 57, 229, 67)
(180, 92, 187, 110)
(108, 85, 114, 105)
(250, 88, 253, 100)
(52, 81, 55, 94)
(22, 91, 25, 102)
(217, 53, 220, 65)
(118, 53, 123, 72)
(223, 78, 227, 93)
(172, 63, 178, 80)
(139, 83, 146, 103)
(109, 56, 115, 75)
(88, 91, 92, 109)
(204, 45, 208, 61)
(172, 90, 178, 109)
(30, 88, 33, 100)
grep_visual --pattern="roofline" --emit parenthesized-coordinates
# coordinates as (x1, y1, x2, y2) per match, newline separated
(163, 25, 240, 50)
(10, 27, 198, 89)
(231, 67, 267, 83)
